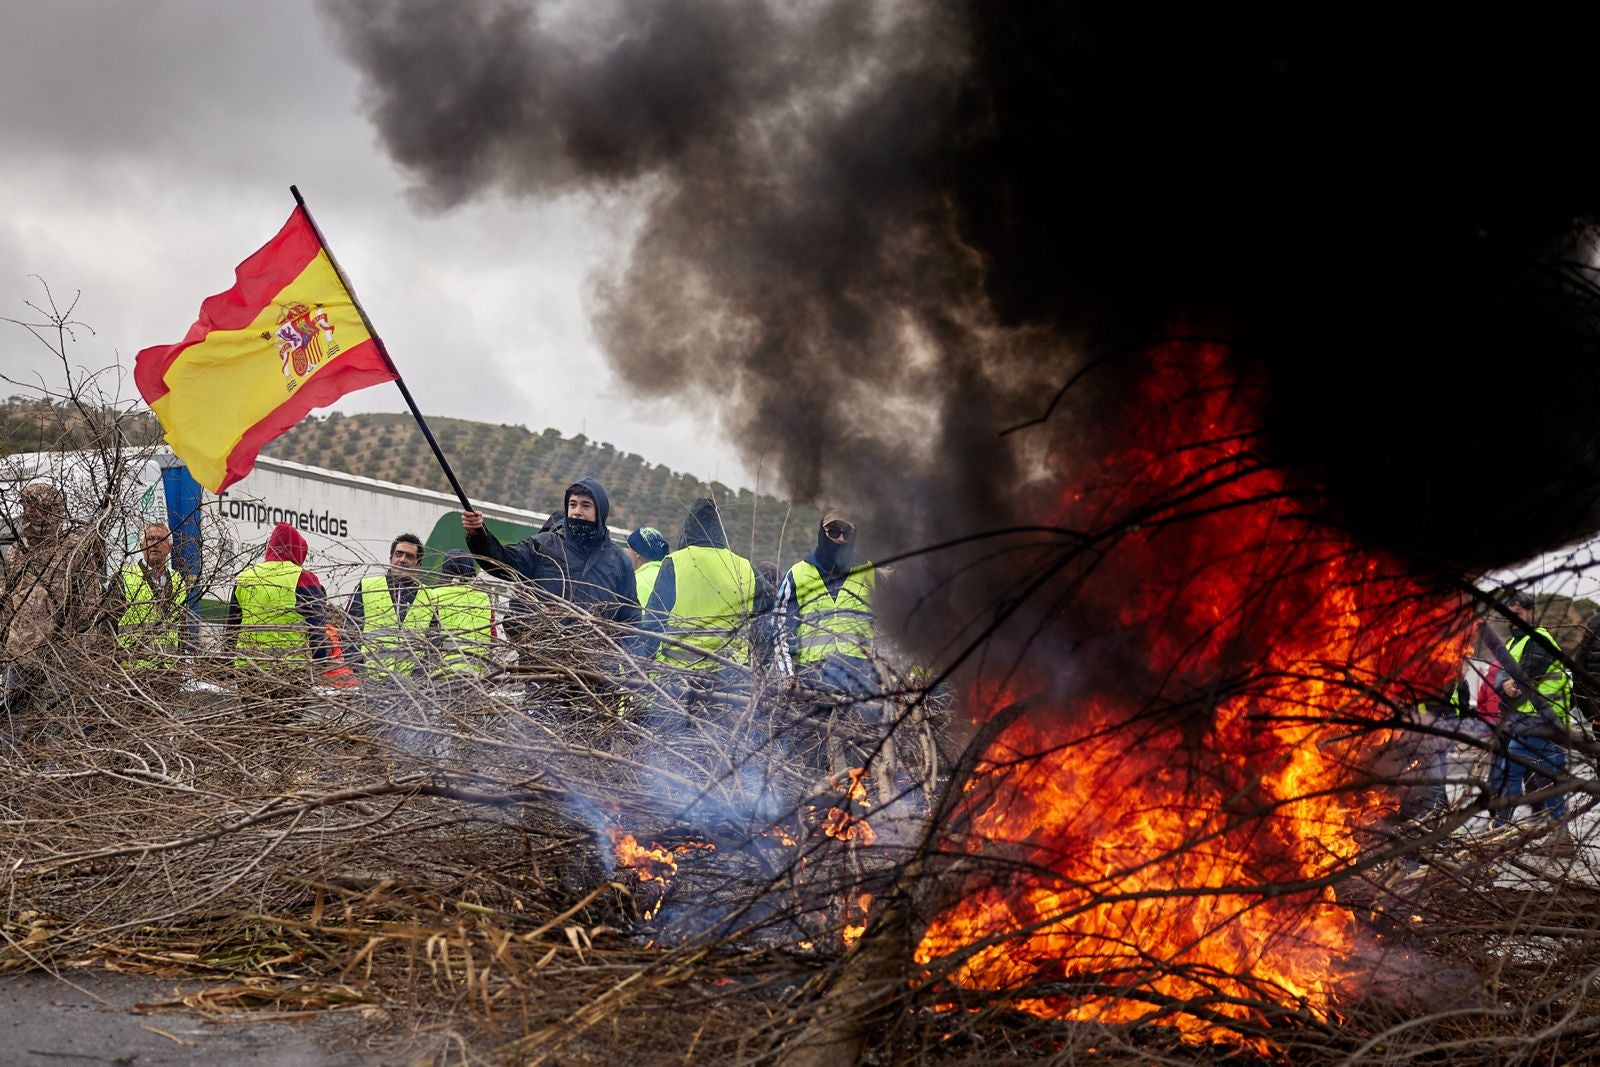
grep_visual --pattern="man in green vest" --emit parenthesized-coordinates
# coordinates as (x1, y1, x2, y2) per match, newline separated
(776, 511, 877, 698)
(1487, 588, 1573, 850)
(636, 498, 772, 675)
(226, 522, 337, 680)
(626, 527, 670, 611)
(107, 523, 190, 668)
(430, 549, 495, 676)
(348, 533, 434, 678)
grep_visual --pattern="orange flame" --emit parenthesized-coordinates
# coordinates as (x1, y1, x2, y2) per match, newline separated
(822, 806, 878, 846)
(821, 766, 877, 844)
(607, 829, 716, 886)
(609, 830, 679, 882)
(915, 344, 1472, 1045)
(843, 892, 874, 947)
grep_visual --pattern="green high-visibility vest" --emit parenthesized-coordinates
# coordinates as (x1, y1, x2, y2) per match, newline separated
(635, 559, 662, 610)
(233, 560, 308, 666)
(431, 582, 492, 674)
(658, 545, 756, 669)
(1506, 626, 1573, 725)
(358, 574, 433, 676)
(116, 563, 188, 666)
(789, 560, 875, 664)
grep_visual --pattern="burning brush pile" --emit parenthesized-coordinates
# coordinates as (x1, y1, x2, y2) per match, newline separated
(13, 3, 1600, 1062)
(3, 379, 1600, 1066)
(903, 346, 1600, 1060)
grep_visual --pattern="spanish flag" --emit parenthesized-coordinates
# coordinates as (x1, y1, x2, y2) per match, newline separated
(134, 206, 398, 492)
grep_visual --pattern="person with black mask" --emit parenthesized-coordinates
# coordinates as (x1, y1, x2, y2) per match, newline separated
(775, 511, 877, 696)
(633, 497, 773, 669)
(460, 478, 639, 631)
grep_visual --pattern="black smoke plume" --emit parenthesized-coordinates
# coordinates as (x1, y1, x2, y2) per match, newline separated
(326, 1, 1600, 639)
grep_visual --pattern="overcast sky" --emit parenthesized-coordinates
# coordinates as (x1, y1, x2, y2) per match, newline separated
(0, 0, 757, 503)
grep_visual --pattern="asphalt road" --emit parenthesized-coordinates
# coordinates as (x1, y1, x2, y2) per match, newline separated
(0, 971, 378, 1066)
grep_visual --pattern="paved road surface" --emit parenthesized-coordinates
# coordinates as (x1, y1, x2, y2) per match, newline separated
(1, 971, 380, 1066)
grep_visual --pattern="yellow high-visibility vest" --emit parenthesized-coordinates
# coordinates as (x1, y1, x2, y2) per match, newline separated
(789, 560, 874, 664)
(658, 545, 755, 669)
(431, 582, 492, 674)
(116, 563, 188, 667)
(1506, 626, 1573, 725)
(635, 559, 663, 610)
(358, 574, 433, 676)
(233, 560, 307, 666)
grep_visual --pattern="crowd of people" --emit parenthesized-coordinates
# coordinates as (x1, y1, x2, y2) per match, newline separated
(4, 472, 1594, 851)
(0, 476, 882, 719)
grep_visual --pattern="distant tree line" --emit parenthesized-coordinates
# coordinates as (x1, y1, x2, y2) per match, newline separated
(266, 412, 817, 566)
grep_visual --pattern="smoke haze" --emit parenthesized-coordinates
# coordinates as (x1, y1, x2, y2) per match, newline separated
(327, 2, 1600, 664)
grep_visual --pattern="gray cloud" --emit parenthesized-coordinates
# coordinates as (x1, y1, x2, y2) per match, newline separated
(0, 0, 754, 495)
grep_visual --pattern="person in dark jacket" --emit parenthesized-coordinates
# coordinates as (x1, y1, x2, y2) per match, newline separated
(461, 478, 639, 630)
(634, 498, 774, 666)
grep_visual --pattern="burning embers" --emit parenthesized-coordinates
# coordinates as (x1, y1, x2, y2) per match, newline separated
(608, 830, 689, 883)
(605, 828, 717, 922)
(820, 767, 878, 847)
(914, 345, 1472, 1045)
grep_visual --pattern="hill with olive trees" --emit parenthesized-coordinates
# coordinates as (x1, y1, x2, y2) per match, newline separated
(263, 411, 817, 565)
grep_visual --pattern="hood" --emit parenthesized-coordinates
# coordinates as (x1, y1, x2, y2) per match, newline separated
(442, 548, 477, 579)
(679, 497, 728, 550)
(811, 512, 858, 577)
(264, 522, 308, 566)
(564, 478, 611, 528)
(562, 478, 610, 550)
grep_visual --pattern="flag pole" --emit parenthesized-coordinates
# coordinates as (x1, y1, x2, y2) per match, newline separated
(289, 185, 475, 513)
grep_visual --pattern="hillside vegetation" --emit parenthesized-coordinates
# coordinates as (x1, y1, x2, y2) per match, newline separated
(0, 396, 820, 565)
(269, 412, 818, 565)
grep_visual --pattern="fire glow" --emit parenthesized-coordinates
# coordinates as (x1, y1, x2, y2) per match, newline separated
(607, 830, 715, 884)
(822, 767, 878, 846)
(914, 345, 1471, 1044)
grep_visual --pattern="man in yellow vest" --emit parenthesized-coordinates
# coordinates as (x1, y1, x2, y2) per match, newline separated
(348, 533, 434, 679)
(776, 512, 877, 697)
(626, 527, 670, 610)
(107, 523, 190, 667)
(636, 498, 772, 675)
(1487, 588, 1573, 849)
(430, 549, 495, 676)
(226, 522, 339, 680)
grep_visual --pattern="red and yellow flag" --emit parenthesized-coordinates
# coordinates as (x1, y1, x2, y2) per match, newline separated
(134, 207, 397, 492)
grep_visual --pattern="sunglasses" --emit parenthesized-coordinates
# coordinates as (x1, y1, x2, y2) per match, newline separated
(824, 522, 855, 539)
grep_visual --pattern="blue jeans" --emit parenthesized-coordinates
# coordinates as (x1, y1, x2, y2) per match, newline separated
(1491, 734, 1567, 824)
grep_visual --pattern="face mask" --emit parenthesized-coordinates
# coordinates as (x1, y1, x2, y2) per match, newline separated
(566, 517, 603, 546)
